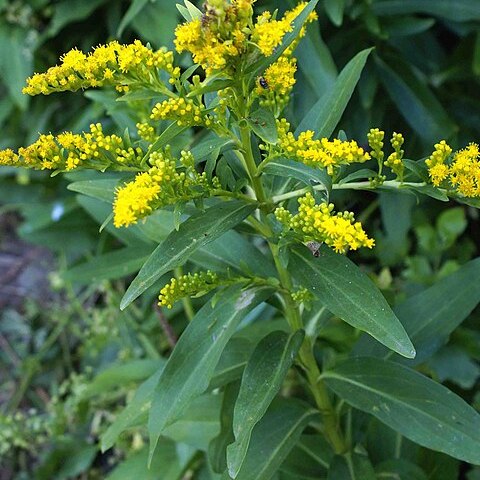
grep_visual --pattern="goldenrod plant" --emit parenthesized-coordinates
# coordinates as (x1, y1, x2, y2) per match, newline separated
(2, 0, 480, 477)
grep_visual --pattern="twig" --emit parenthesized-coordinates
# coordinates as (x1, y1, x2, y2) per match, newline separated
(154, 303, 177, 348)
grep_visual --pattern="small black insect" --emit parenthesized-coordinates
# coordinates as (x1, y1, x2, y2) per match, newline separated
(258, 77, 269, 89)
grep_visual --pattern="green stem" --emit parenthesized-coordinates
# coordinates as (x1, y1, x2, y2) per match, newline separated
(272, 180, 431, 203)
(236, 104, 347, 454)
(239, 123, 268, 205)
(270, 243, 347, 454)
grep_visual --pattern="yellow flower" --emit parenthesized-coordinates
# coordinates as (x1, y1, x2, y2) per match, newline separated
(2, 123, 143, 171)
(384, 132, 405, 180)
(113, 173, 161, 228)
(150, 97, 213, 127)
(275, 192, 374, 254)
(23, 40, 177, 96)
(277, 119, 370, 174)
(260, 56, 297, 96)
(449, 143, 480, 197)
(0, 149, 19, 166)
(113, 149, 218, 228)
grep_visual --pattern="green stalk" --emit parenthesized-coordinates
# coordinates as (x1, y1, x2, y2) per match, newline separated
(237, 121, 347, 454)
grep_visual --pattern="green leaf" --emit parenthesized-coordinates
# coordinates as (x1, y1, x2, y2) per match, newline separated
(356, 256, 480, 363)
(246, 108, 278, 144)
(296, 48, 372, 138)
(0, 27, 33, 110)
(68, 177, 128, 203)
(101, 368, 164, 451)
(107, 441, 195, 480)
(263, 158, 331, 197)
(148, 122, 188, 156)
(191, 136, 235, 164)
(120, 200, 257, 309)
(116, 0, 148, 37)
(324, 0, 345, 26)
(248, 0, 320, 77)
(63, 245, 154, 283)
(227, 330, 305, 478)
(375, 459, 428, 480)
(374, 55, 456, 144)
(290, 245, 415, 358)
(82, 359, 164, 399)
(163, 394, 222, 451)
(209, 382, 240, 473)
(323, 357, 480, 465)
(372, 1, 480, 22)
(224, 399, 318, 480)
(148, 285, 272, 463)
(48, 0, 107, 37)
(327, 453, 376, 480)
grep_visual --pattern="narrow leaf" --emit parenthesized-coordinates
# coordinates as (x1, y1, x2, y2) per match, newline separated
(120, 200, 257, 309)
(356, 256, 480, 363)
(296, 48, 372, 138)
(63, 245, 153, 283)
(225, 399, 318, 480)
(263, 158, 331, 196)
(227, 330, 305, 478)
(327, 453, 376, 480)
(323, 357, 480, 465)
(148, 285, 272, 463)
(290, 245, 415, 358)
(247, 108, 278, 144)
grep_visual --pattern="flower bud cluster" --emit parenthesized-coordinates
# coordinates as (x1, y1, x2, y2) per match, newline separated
(275, 192, 374, 253)
(277, 119, 370, 175)
(426, 141, 480, 198)
(367, 128, 384, 166)
(0, 123, 143, 171)
(23, 40, 179, 96)
(150, 97, 213, 127)
(158, 270, 220, 308)
(113, 149, 219, 228)
(385, 132, 405, 180)
(136, 122, 156, 142)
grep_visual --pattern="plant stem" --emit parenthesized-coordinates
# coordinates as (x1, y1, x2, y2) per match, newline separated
(237, 110, 347, 454)
(239, 124, 268, 205)
(270, 243, 347, 454)
(272, 180, 430, 203)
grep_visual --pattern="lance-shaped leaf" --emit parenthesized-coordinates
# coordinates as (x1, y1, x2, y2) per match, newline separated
(148, 285, 272, 463)
(296, 48, 372, 138)
(223, 399, 318, 480)
(323, 357, 480, 465)
(327, 453, 376, 480)
(120, 200, 257, 309)
(355, 256, 480, 363)
(227, 330, 305, 478)
(290, 245, 415, 358)
(263, 158, 331, 199)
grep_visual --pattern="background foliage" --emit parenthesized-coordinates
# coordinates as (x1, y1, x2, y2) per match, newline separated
(0, 0, 479, 478)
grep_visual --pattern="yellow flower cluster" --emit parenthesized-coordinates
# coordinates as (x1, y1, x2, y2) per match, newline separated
(0, 124, 143, 171)
(275, 192, 374, 254)
(252, 3, 317, 56)
(23, 40, 179, 96)
(150, 97, 213, 127)
(0, 149, 19, 167)
(174, 1, 316, 77)
(426, 140, 453, 187)
(113, 149, 218, 228)
(277, 119, 370, 174)
(158, 270, 219, 309)
(426, 142, 480, 198)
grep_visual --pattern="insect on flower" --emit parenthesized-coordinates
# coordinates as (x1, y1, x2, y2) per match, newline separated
(258, 76, 269, 89)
